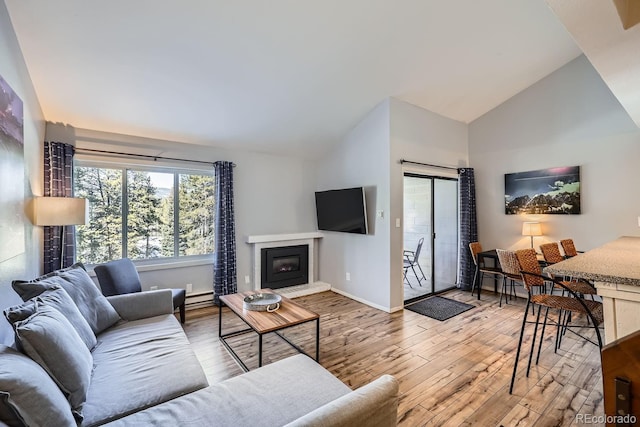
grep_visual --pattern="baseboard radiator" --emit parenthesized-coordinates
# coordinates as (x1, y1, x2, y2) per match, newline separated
(185, 291, 215, 310)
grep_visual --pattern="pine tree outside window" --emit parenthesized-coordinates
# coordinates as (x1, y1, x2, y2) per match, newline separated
(74, 163, 214, 265)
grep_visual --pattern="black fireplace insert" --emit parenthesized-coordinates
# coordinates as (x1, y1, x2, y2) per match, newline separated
(261, 245, 309, 289)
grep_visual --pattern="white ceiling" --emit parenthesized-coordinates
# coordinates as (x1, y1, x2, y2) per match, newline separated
(546, 0, 640, 130)
(5, 0, 584, 159)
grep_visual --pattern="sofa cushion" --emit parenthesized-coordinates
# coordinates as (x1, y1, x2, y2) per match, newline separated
(0, 345, 76, 427)
(4, 286, 97, 350)
(81, 314, 208, 426)
(0, 284, 23, 349)
(12, 263, 120, 334)
(284, 374, 399, 427)
(12, 305, 93, 421)
(104, 354, 352, 427)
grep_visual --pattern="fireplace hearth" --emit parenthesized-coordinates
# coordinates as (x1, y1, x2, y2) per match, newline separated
(261, 245, 309, 290)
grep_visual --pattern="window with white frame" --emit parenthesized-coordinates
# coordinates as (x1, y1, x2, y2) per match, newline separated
(74, 161, 214, 265)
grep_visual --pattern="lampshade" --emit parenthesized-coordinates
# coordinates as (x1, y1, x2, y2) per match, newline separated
(33, 197, 88, 226)
(522, 222, 542, 237)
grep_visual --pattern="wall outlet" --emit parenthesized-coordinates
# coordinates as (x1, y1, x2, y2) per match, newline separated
(346, 272, 351, 281)
(244, 275, 250, 284)
(186, 283, 193, 293)
(149, 286, 158, 291)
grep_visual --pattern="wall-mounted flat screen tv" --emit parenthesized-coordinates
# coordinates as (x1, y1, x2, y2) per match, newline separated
(315, 187, 368, 234)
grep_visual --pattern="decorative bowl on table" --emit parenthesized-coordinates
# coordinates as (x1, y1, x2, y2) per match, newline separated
(243, 292, 282, 312)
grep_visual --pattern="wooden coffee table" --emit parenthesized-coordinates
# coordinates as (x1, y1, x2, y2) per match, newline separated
(218, 289, 320, 371)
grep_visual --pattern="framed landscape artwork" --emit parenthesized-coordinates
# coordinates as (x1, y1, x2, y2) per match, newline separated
(504, 166, 580, 215)
(0, 74, 25, 264)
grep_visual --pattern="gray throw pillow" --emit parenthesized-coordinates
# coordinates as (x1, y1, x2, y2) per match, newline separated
(12, 263, 120, 334)
(12, 304, 93, 421)
(0, 345, 76, 427)
(0, 392, 22, 427)
(4, 285, 97, 350)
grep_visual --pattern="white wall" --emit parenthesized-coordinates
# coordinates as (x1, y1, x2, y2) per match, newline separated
(469, 55, 640, 254)
(45, 123, 318, 296)
(389, 98, 468, 308)
(315, 99, 392, 311)
(315, 98, 469, 312)
(0, 2, 45, 288)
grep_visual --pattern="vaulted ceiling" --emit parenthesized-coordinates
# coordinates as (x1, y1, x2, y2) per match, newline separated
(4, 1, 637, 159)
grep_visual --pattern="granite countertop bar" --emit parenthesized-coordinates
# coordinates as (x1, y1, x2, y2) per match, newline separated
(543, 236, 640, 286)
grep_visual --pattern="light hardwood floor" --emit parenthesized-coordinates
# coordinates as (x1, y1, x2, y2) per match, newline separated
(182, 289, 604, 427)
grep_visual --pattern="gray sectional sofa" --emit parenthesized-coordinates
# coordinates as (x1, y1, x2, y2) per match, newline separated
(0, 264, 399, 426)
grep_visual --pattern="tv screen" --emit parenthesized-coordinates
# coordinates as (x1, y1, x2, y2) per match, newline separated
(315, 187, 368, 234)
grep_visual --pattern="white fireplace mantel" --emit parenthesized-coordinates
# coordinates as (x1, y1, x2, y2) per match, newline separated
(246, 232, 329, 297)
(246, 232, 323, 244)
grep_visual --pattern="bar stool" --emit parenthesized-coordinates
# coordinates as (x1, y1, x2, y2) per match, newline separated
(509, 249, 603, 394)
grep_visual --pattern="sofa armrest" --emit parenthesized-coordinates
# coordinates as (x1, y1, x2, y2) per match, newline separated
(107, 289, 173, 321)
(284, 374, 399, 427)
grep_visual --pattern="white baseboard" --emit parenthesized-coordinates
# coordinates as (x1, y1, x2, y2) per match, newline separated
(330, 287, 393, 313)
(389, 304, 405, 313)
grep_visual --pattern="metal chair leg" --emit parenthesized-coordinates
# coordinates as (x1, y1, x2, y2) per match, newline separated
(403, 268, 413, 288)
(499, 276, 507, 307)
(410, 264, 422, 287)
(526, 304, 543, 378)
(536, 307, 550, 364)
(415, 263, 427, 285)
(472, 271, 484, 296)
(554, 309, 563, 352)
(471, 269, 478, 296)
(510, 299, 531, 394)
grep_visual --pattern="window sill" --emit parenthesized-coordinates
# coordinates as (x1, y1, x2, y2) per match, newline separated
(87, 256, 214, 276)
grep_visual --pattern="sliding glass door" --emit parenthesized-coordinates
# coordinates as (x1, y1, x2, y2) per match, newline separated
(432, 178, 458, 293)
(403, 174, 458, 303)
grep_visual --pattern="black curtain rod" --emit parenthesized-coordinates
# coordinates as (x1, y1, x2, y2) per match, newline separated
(399, 159, 459, 172)
(74, 147, 236, 167)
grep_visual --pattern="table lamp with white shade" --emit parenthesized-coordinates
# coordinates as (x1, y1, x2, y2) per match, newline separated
(522, 221, 542, 249)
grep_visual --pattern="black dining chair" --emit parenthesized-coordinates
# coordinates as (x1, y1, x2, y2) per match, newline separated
(403, 238, 427, 288)
(94, 258, 186, 323)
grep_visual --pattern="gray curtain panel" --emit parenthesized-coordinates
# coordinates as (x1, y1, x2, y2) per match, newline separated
(457, 168, 477, 290)
(213, 161, 237, 304)
(43, 141, 76, 273)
